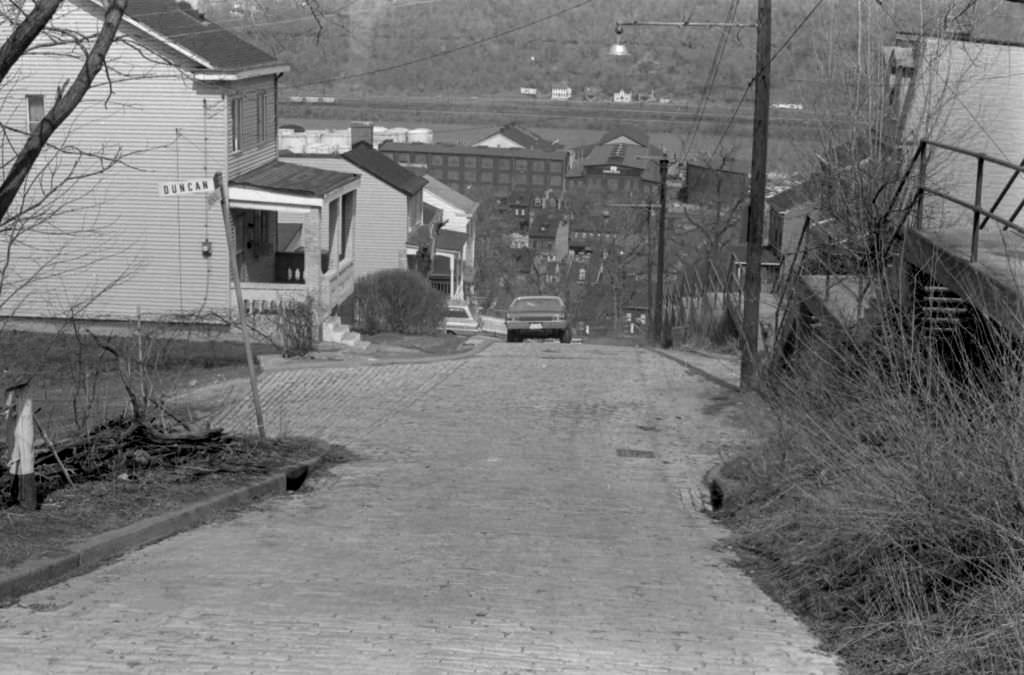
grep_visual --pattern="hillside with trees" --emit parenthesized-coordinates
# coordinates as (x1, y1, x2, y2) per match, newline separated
(202, 0, 1010, 106)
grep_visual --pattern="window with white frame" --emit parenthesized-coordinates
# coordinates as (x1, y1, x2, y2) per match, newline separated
(26, 95, 44, 132)
(230, 97, 243, 152)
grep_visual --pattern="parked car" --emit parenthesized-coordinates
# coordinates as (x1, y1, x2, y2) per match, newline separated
(505, 295, 571, 343)
(442, 301, 482, 336)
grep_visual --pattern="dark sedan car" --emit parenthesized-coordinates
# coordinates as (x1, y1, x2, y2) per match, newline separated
(505, 295, 571, 343)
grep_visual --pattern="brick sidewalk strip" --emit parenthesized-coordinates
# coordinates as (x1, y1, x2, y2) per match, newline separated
(0, 343, 841, 674)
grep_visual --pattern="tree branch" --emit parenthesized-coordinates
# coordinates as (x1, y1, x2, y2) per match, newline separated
(0, 0, 128, 223)
(0, 0, 61, 84)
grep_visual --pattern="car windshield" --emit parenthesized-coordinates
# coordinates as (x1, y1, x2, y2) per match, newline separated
(510, 298, 563, 312)
(445, 307, 470, 318)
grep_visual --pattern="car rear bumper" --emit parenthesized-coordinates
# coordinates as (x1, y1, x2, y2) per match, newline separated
(506, 320, 569, 337)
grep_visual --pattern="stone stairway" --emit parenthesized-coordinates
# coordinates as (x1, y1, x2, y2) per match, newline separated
(321, 316, 369, 351)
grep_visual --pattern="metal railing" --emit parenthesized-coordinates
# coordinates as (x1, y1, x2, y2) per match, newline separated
(880, 139, 1024, 262)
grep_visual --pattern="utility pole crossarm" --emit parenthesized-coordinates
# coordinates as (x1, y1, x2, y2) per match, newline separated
(616, 20, 757, 30)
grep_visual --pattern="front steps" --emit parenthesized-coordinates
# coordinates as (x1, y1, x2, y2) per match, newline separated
(321, 316, 368, 351)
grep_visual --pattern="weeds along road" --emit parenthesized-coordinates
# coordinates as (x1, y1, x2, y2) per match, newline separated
(0, 342, 840, 674)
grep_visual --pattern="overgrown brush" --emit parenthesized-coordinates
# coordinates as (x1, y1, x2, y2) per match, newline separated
(353, 269, 446, 335)
(275, 298, 315, 357)
(721, 295, 1024, 674)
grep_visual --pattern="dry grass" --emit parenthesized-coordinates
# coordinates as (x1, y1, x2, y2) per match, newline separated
(0, 326, 278, 441)
(718, 300, 1024, 674)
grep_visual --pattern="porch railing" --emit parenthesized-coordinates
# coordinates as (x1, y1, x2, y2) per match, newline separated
(430, 278, 452, 296)
(238, 282, 308, 315)
(878, 139, 1024, 263)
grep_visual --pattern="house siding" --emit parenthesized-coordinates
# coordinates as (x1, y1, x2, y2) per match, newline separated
(906, 37, 1024, 225)
(281, 155, 411, 279)
(2, 4, 232, 320)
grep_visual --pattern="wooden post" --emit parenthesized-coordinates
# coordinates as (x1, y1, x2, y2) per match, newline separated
(214, 172, 267, 440)
(5, 383, 36, 509)
(740, 0, 771, 391)
(655, 158, 669, 347)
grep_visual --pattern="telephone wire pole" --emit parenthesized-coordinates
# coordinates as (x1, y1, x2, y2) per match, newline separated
(740, 0, 771, 390)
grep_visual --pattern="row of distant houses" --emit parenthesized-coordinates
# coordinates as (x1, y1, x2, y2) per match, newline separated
(517, 86, 671, 104)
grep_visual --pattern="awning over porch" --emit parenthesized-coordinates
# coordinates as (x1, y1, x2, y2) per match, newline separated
(230, 160, 359, 211)
(435, 229, 467, 253)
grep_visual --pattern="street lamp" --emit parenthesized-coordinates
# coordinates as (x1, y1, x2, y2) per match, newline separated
(611, 5, 771, 388)
(608, 25, 629, 57)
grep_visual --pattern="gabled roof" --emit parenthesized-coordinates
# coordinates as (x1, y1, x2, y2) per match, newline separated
(583, 144, 661, 172)
(76, 0, 284, 77)
(479, 123, 561, 152)
(598, 125, 650, 147)
(423, 175, 478, 215)
(231, 160, 358, 197)
(343, 142, 427, 196)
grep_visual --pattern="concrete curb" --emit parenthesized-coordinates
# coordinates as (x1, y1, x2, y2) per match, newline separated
(0, 455, 328, 607)
(648, 347, 740, 392)
(259, 336, 496, 372)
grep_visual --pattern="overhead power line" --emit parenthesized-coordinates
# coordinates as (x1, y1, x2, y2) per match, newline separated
(708, 0, 826, 162)
(296, 0, 597, 87)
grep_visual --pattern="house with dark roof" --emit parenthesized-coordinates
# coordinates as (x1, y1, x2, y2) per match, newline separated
(1, 0, 361, 325)
(282, 142, 426, 280)
(566, 144, 662, 202)
(473, 123, 562, 152)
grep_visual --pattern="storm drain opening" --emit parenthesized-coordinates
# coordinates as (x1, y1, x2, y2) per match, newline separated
(616, 448, 656, 459)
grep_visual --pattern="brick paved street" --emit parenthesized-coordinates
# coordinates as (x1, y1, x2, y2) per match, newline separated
(0, 343, 840, 674)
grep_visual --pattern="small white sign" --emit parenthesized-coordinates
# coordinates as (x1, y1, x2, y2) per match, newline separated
(158, 179, 215, 196)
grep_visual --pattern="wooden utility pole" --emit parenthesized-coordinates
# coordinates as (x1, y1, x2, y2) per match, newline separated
(214, 172, 266, 440)
(646, 201, 654, 343)
(741, 0, 771, 390)
(655, 158, 669, 347)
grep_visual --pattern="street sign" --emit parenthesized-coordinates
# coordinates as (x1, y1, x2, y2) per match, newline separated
(157, 178, 215, 196)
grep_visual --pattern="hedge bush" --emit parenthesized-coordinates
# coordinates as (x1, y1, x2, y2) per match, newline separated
(353, 269, 446, 335)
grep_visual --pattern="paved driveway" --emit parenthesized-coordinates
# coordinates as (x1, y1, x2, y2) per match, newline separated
(0, 343, 839, 674)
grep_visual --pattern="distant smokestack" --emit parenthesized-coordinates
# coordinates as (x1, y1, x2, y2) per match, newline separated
(351, 122, 373, 148)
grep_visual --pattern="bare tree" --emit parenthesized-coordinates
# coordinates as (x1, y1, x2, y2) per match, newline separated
(0, 0, 130, 317)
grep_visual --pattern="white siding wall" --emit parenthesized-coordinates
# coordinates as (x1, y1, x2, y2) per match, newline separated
(423, 192, 470, 233)
(280, 155, 409, 279)
(1, 4, 234, 320)
(906, 38, 1024, 227)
